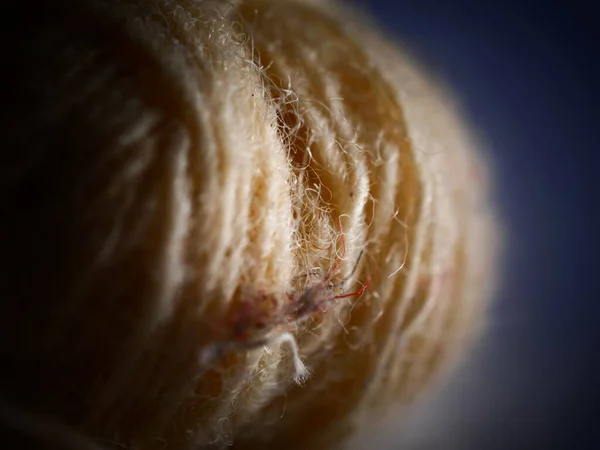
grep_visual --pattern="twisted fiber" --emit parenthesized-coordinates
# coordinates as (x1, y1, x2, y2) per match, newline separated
(0, 1, 498, 448)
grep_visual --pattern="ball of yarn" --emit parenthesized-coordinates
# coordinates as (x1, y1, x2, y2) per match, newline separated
(0, 0, 498, 448)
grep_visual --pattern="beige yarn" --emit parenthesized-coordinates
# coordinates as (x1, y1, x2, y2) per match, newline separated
(0, 0, 498, 449)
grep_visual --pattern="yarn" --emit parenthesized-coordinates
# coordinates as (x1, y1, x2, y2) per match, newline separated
(0, 0, 498, 448)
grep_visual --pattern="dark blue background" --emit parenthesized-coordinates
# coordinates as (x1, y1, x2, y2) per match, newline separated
(357, 1, 599, 448)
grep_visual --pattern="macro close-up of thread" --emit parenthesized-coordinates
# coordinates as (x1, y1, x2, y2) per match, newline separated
(0, 0, 596, 449)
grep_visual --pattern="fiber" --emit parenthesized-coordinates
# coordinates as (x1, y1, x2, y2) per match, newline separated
(0, 0, 499, 448)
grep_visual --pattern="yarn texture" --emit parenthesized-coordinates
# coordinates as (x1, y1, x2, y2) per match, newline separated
(0, 0, 498, 448)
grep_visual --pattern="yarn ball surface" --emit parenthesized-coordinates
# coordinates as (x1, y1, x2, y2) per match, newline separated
(0, 0, 499, 448)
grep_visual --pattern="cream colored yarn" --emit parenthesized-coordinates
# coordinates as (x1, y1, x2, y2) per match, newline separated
(0, 0, 498, 449)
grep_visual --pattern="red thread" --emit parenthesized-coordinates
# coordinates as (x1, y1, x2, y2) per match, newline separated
(218, 217, 371, 351)
(334, 278, 371, 300)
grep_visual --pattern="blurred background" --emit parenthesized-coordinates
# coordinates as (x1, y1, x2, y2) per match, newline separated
(349, 0, 599, 448)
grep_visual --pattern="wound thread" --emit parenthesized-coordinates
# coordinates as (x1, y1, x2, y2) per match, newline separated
(0, 1, 499, 449)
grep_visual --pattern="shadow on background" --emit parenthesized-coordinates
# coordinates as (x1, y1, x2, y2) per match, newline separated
(353, 0, 599, 448)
